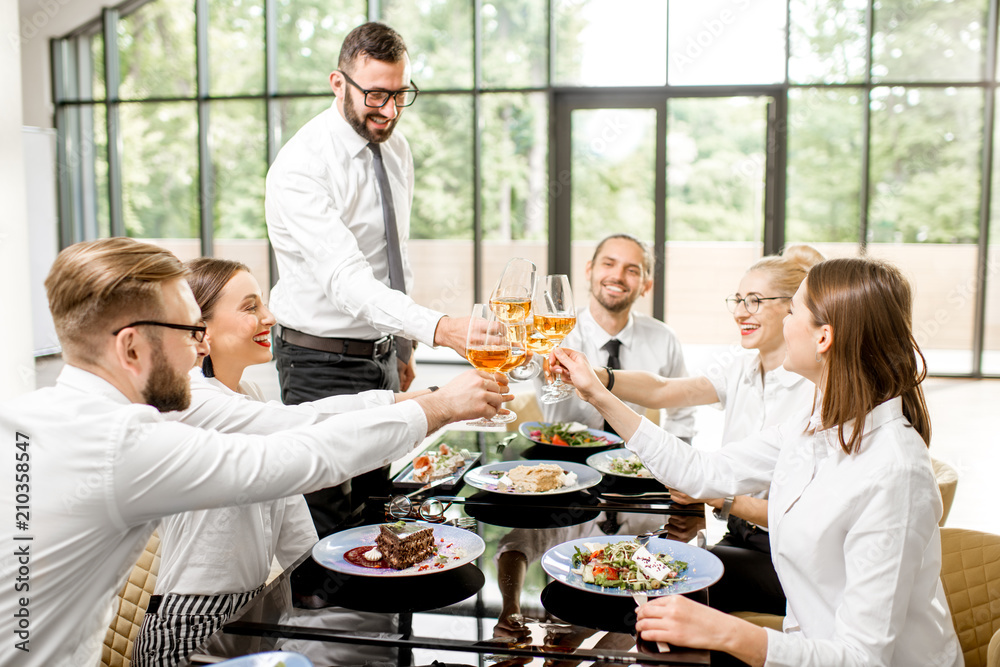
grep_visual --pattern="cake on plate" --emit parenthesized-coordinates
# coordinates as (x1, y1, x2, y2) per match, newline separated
(374, 521, 436, 569)
(500, 463, 573, 493)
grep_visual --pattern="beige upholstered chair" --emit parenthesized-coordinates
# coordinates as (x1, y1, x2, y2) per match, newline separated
(102, 531, 161, 667)
(932, 458, 959, 527)
(735, 527, 1000, 667)
(940, 527, 1000, 667)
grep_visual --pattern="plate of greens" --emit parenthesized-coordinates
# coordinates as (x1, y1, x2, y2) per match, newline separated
(586, 448, 654, 478)
(518, 421, 622, 450)
(541, 536, 723, 597)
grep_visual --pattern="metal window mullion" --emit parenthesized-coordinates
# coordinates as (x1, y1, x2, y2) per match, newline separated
(859, 0, 875, 251)
(196, 0, 213, 257)
(973, 0, 999, 377)
(653, 98, 666, 321)
(763, 92, 787, 256)
(52, 39, 78, 248)
(473, 0, 483, 303)
(265, 0, 279, 287)
(103, 7, 124, 238)
(76, 36, 99, 240)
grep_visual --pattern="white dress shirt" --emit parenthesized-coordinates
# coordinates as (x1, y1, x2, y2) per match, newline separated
(626, 398, 962, 667)
(706, 349, 815, 509)
(155, 369, 398, 595)
(536, 308, 696, 438)
(0, 366, 426, 667)
(265, 101, 443, 345)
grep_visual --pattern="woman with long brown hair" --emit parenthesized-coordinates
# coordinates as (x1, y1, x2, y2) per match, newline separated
(552, 257, 960, 667)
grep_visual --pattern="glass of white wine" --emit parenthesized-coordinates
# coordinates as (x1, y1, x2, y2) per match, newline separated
(465, 303, 517, 426)
(490, 258, 537, 381)
(534, 274, 577, 404)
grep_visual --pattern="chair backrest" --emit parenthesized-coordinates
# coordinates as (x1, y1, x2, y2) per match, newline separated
(940, 527, 1000, 667)
(102, 531, 161, 667)
(932, 458, 959, 526)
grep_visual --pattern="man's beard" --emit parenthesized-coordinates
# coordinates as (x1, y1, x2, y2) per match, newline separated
(592, 281, 639, 313)
(344, 88, 400, 143)
(142, 346, 191, 412)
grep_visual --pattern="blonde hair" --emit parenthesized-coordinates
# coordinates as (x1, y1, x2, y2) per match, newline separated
(45, 237, 188, 364)
(805, 257, 931, 454)
(747, 244, 825, 297)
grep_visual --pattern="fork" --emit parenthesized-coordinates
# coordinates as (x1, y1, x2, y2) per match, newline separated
(444, 516, 477, 531)
(405, 475, 456, 499)
(636, 525, 671, 547)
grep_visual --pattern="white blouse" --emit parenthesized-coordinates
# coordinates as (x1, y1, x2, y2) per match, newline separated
(627, 397, 962, 667)
(155, 369, 397, 595)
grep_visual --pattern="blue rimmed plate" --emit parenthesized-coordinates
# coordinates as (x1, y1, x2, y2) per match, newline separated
(216, 652, 313, 666)
(540, 535, 724, 597)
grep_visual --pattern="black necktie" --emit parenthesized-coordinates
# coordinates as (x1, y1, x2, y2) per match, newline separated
(602, 339, 622, 435)
(369, 142, 411, 363)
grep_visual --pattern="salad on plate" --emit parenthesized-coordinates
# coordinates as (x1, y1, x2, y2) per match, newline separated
(527, 421, 615, 447)
(572, 539, 688, 591)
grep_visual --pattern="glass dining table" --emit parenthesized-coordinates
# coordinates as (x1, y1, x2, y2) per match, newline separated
(191, 428, 714, 666)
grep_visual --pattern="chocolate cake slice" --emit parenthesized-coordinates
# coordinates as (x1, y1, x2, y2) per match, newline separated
(375, 522, 436, 569)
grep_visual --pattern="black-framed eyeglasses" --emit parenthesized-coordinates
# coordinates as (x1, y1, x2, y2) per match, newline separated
(725, 294, 791, 314)
(385, 495, 455, 522)
(112, 321, 207, 342)
(337, 70, 419, 108)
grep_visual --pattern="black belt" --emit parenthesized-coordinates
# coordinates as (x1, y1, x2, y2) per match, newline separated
(147, 594, 162, 614)
(278, 326, 393, 359)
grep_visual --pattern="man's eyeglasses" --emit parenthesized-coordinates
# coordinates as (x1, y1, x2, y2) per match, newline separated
(725, 295, 791, 314)
(338, 70, 419, 108)
(112, 321, 207, 342)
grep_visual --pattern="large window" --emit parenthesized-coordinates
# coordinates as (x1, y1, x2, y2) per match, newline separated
(54, 0, 1000, 376)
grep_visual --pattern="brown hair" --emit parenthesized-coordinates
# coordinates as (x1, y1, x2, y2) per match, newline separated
(747, 244, 825, 297)
(184, 257, 250, 378)
(45, 237, 187, 364)
(804, 257, 931, 454)
(338, 22, 407, 73)
(590, 234, 655, 278)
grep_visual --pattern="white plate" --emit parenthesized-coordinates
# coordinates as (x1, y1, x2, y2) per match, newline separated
(312, 523, 485, 577)
(540, 536, 724, 597)
(463, 460, 602, 495)
(586, 448, 654, 479)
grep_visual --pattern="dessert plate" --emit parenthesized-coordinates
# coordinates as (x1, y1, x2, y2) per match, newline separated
(312, 523, 485, 577)
(540, 535, 723, 598)
(463, 460, 602, 495)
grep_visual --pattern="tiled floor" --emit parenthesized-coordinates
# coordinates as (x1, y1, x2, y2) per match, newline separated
(35, 353, 1000, 535)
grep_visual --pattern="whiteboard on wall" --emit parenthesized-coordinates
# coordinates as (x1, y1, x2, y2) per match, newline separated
(23, 127, 60, 356)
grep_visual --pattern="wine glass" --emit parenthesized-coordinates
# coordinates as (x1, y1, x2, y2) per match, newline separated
(490, 258, 537, 380)
(490, 258, 536, 324)
(534, 275, 577, 404)
(465, 303, 517, 427)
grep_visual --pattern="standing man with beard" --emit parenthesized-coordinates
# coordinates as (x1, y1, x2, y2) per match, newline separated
(536, 234, 695, 443)
(265, 22, 469, 533)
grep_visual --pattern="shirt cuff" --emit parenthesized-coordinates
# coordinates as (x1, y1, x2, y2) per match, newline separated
(393, 398, 429, 446)
(360, 389, 396, 408)
(625, 416, 665, 457)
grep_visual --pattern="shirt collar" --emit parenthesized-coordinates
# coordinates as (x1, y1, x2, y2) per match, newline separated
(815, 396, 903, 451)
(56, 364, 133, 406)
(327, 100, 372, 159)
(581, 306, 636, 350)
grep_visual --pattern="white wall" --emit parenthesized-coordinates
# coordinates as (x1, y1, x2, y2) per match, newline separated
(3, 0, 36, 398)
(18, 0, 112, 128)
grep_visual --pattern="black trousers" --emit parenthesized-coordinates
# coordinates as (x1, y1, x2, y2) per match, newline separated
(707, 516, 786, 616)
(273, 333, 400, 538)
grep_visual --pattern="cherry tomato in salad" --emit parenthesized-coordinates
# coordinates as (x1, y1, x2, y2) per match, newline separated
(551, 434, 569, 447)
(594, 564, 619, 581)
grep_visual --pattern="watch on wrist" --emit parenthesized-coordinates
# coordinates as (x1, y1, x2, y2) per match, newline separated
(713, 496, 735, 521)
(427, 385, 439, 393)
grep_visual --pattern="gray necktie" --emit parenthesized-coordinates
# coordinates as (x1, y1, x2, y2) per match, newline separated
(368, 142, 412, 363)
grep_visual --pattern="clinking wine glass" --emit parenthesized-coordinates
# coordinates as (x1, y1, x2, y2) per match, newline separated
(490, 258, 537, 380)
(534, 274, 577, 404)
(465, 303, 517, 426)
